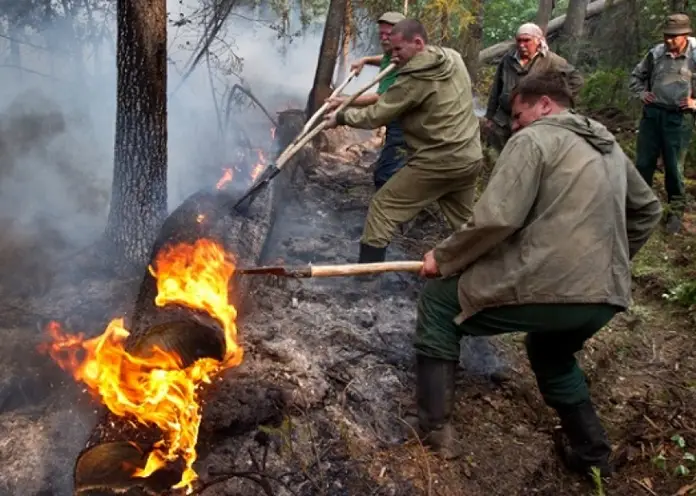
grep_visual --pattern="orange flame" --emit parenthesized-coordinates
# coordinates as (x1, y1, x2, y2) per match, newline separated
(38, 239, 242, 494)
(250, 149, 266, 181)
(215, 168, 234, 190)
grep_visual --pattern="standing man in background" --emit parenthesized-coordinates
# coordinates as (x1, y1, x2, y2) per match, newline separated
(629, 13, 695, 235)
(326, 11, 408, 190)
(324, 19, 483, 265)
(483, 22, 584, 153)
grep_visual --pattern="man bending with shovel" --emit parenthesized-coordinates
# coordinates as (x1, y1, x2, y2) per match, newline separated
(413, 71, 662, 478)
(324, 18, 483, 265)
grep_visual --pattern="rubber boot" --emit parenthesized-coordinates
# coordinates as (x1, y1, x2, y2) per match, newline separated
(358, 243, 387, 263)
(666, 213, 682, 235)
(553, 399, 613, 479)
(404, 355, 461, 459)
(352, 243, 387, 291)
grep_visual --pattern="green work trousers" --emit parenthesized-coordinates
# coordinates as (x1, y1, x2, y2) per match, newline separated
(414, 276, 620, 408)
(635, 105, 693, 213)
(361, 163, 481, 248)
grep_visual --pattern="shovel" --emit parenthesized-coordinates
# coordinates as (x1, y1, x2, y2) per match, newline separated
(271, 69, 358, 170)
(237, 260, 423, 278)
(232, 62, 397, 212)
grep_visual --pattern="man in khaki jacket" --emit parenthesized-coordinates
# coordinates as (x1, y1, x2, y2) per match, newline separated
(413, 72, 662, 477)
(324, 18, 483, 264)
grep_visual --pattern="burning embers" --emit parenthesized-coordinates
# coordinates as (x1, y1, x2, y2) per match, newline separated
(215, 128, 274, 191)
(38, 239, 242, 494)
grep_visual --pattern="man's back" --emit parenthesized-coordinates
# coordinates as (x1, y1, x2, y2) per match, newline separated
(394, 46, 482, 172)
(454, 111, 660, 318)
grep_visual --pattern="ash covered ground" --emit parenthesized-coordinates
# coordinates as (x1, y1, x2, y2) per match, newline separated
(0, 126, 694, 496)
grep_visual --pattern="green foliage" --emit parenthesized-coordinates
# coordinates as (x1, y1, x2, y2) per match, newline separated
(578, 68, 633, 112)
(481, 0, 537, 44)
(663, 281, 696, 308)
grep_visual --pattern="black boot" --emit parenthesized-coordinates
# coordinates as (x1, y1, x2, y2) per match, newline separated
(554, 399, 613, 478)
(404, 355, 461, 459)
(358, 243, 387, 263)
(666, 213, 683, 234)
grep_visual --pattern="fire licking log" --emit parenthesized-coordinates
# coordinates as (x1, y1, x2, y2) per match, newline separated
(39, 109, 311, 496)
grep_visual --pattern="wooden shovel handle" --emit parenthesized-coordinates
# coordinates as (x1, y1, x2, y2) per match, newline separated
(309, 260, 423, 277)
(301, 69, 357, 136)
(275, 62, 397, 170)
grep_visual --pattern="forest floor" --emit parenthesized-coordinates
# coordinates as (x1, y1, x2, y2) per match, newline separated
(0, 121, 694, 496)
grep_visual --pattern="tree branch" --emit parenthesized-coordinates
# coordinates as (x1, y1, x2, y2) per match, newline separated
(478, 0, 625, 63)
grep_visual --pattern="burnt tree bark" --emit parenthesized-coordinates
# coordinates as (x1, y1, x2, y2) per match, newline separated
(307, 0, 347, 117)
(104, 0, 168, 270)
(560, 0, 590, 64)
(336, 0, 353, 81)
(535, 0, 556, 33)
(74, 109, 312, 495)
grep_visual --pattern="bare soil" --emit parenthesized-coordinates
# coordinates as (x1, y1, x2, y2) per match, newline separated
(0, 126, 694, 496)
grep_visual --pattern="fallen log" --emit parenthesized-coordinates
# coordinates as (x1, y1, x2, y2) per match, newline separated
(69, 110, 311, 495)
(478, 0, 626, 64)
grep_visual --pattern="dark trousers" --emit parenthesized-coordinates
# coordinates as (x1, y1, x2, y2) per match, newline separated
(374, 121, 407, 190)
(414, 276, 620, 408)
(484, 120, 512, 153)
(635, 105, 693, 214)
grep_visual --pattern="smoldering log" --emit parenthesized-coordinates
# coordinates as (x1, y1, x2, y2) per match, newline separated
(72, 108, 311, 496)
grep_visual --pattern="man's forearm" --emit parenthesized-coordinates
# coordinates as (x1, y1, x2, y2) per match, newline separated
(363, 54, 384, 67)
(345, 93, 379, 107)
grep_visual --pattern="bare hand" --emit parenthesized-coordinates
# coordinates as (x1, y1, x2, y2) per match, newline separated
(324, 96, 346, 111)
(324, 112, 339, 129)
(680, 97, 696, 111)
(482, 118, 494, 131)
(641, 91, 656, 104)
(420, 250, 441, 278)
(350, 58, 366, 75)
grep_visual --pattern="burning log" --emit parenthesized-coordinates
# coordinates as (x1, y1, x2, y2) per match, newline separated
(39, 108, 311, 495)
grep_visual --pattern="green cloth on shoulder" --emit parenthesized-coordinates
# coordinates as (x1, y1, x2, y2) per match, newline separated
(377, 53, 398, 95)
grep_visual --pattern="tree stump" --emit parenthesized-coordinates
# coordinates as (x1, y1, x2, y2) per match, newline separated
(71, 108, 310, 496)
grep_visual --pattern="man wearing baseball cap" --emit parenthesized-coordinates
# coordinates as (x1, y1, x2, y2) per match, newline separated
(326, 11, 408, 190)
(629, 13, 696, 234)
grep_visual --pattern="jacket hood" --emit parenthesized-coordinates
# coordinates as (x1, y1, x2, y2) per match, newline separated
(399, 46, 457, 81)
(531, 111, 616, 155)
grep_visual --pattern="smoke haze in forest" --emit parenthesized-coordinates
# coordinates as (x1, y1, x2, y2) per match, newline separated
(0, 1, 379, 271)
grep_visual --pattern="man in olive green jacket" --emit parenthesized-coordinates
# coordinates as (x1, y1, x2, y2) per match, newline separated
(413, 72, 661, 476)
(325, 18, 483, 264)
(483, 22, 584, 152)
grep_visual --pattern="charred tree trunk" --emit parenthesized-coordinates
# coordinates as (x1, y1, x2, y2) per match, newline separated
(104, 0, 168, 271)
(560, 0, 590, 64)
(461, 0, 483, 86)
(535, 0, 555, 33)
(336, 0, 353, 81)
(307, 0, 347, 117)
(73, 109, 312, 495)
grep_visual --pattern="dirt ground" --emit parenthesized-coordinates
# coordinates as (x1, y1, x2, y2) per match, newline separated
(0, 125, 694, 496)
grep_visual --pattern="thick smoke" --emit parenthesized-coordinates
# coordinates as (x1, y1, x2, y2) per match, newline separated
(0, 0, 379, 292)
